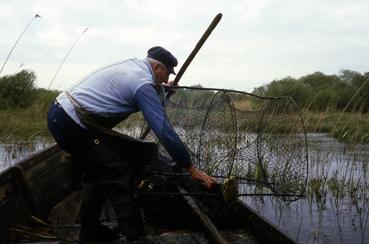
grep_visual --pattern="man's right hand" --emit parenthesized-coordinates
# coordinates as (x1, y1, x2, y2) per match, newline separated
(186, 164, 216, 189)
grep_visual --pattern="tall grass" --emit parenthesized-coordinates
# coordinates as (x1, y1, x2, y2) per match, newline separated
(0, 71, 58, 140)
(0, 99, 55, 140)
(303, 112, 369, 144)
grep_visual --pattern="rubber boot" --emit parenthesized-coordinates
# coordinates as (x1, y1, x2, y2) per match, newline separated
(79, 183, 118, 242)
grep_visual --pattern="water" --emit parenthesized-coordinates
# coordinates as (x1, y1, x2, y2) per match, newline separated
(0, 134, 368, 243)
(0, 137, 53, 172)
(243, 133, 369, 244)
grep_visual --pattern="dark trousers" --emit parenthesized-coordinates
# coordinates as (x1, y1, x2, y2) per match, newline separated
(47, 102, 144, 241)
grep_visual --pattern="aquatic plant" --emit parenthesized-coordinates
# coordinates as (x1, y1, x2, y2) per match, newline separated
(0, 14, 41, 75)
(48, 27, 88, 89)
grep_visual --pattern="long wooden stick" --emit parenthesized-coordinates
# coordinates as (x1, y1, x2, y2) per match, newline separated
(172, 13, 223, 87)
(140, 13, 222, 140)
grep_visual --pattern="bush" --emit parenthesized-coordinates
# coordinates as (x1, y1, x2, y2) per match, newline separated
(0, 70, 37, 109)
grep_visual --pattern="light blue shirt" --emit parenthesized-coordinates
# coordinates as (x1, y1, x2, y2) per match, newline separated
(56, 58, 191, 168)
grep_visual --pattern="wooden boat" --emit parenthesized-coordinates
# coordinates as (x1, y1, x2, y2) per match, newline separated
(0, 144, 296, 243)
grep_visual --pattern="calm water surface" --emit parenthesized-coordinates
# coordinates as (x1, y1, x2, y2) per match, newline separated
(0, 134, 368, 243)
(0, 137, 53, 172)
(243, 133, 369, 244)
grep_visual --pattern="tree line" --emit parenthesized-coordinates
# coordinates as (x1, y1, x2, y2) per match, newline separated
(1, 69, 368, 142)
(0, 70, 58, 111)
(1, 69, 369, 114)
(253, 70, 369, 113)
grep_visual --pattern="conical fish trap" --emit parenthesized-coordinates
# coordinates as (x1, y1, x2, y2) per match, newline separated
(118, 86, 308, 201)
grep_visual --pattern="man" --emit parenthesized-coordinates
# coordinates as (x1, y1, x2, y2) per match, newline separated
(47, 46, 216, 242)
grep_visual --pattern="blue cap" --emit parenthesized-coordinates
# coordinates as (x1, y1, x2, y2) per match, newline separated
(147, 46, 178, 75)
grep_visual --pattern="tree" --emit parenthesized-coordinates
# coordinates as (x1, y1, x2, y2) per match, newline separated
(331, 80, 354, 110)
(264, 77, 313, 107)
(0, 70, 37, 109)
(300, 72, 340, 90)
(339, 69, 361, 83)
(350, 72, 369, 113)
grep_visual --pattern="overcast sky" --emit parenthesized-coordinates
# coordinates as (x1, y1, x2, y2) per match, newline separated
(0, 0, 368, 92)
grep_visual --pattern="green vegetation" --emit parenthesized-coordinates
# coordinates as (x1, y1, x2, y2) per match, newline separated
(253, 69, 369, 144)
(303, 112, 369, 144)
(0, 70, 59, 140)
(253, 69, 369, 113)
(1, 69, 369, 144)
(171, 86, 216, 109)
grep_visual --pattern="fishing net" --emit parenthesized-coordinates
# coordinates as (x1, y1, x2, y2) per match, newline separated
(117, 86, 308, 201)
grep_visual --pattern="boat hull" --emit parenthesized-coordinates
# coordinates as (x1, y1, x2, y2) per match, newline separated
(0, 145, 295, 243)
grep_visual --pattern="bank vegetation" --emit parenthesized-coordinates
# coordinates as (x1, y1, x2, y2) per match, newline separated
(1, 69, 369, 144)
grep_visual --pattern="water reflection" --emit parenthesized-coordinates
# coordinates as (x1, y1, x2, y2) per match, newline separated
(0, 137, 53, 172)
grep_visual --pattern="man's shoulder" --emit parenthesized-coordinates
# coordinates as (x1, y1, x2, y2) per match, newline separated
(121, 57, 148, 67)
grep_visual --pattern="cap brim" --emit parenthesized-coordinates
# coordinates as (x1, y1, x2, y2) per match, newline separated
(168, 66, 176, 75)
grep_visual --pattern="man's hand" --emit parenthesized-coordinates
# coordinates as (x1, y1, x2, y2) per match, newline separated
(163, 80, 176, 87)
(186, 164, 216, 189)
(162, 80, 177, 96)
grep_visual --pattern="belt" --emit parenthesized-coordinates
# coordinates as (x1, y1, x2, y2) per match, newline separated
(54, 100, 64, 110)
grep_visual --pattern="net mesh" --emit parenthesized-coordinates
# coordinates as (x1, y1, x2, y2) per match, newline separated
(117, 86, 308, 200)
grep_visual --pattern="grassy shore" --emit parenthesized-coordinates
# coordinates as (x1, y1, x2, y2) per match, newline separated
(303, 112, 369, 144)
(0, 106, 51, 141)
(1, 106, 368, 145)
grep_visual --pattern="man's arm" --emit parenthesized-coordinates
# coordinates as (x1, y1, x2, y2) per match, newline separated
(135, 84, 216, 188)
(135, 83, 191, 168)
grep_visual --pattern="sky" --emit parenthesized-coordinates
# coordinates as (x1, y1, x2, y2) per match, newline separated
(0, 0, 369, 92)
